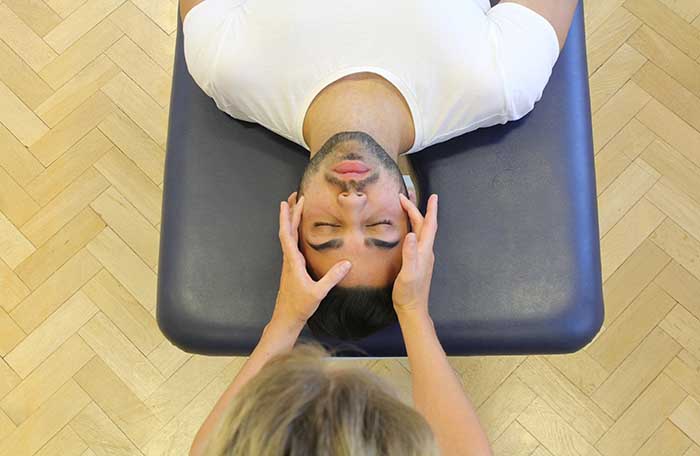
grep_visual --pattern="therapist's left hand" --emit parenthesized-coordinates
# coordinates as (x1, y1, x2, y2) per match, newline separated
(272, 192, 352, 328)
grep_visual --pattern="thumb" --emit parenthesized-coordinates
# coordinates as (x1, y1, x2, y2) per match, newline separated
(316, 261, 352, 296)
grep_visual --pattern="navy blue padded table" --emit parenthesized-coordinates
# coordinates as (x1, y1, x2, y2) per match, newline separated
(157, 2, 603, 357)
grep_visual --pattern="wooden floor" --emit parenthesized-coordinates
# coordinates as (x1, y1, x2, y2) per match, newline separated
(1, 0, 700, 454)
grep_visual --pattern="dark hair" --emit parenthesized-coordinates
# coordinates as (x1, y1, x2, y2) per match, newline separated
(307, 286, 398, 341)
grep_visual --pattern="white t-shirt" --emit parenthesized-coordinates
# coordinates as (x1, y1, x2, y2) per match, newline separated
(183, 0, 560, 154)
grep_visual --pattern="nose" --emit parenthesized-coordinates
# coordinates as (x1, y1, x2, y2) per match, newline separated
(338, 190, 367, 210)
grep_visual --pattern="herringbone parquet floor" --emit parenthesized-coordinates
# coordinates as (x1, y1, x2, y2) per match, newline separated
(1, 0, 700, 454)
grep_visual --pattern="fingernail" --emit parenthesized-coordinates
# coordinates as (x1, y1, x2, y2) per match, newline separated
(341, 261, 352, 270)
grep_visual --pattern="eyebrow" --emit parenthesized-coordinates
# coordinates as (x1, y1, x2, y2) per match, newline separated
(306, 238, 401, 251)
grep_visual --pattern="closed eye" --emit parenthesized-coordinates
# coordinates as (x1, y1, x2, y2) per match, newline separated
(369, 219, 393, 227)
(313, 220, 393, 228)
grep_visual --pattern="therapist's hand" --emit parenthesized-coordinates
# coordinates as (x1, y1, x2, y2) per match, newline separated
(392, 193, 438, 318)
(272, 192, 352, 328)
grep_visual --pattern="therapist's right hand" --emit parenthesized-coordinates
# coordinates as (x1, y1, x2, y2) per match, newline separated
(392, 193, 438, 318)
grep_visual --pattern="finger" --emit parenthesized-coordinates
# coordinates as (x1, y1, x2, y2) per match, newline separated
(291, 196, 304, 238)
(400, 232, 418, 277)
(279, 201, 289, 237)
(315, 260, 352, 297)
(399, 193, 424, 237)
(420, 194, 439, 249)
(278, 202, 297, 256)
(288, 192, 297, 207)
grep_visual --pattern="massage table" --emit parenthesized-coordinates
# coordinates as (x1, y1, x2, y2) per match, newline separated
(157, 1, 604, 356)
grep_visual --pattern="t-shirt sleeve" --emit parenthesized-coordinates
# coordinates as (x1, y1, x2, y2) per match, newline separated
(486, 2, 560, 121)
(183, 0, 247, 98)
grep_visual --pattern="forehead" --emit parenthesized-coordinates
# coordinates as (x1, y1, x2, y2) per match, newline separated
(303, 243, 402, 287)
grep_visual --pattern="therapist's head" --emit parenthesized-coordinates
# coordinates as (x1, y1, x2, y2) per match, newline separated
(296, 131, 415, 340)
(204, 343, 439, 456)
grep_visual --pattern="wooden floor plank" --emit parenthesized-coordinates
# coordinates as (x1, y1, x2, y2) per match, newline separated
(0, 40, 54, 110)
(588, 282, 676, 372)
(0, 80, 49, 147)
(515, 357, 612, 445)
(670, 397, 700, 447)
(591, 326, 681, 419)
(633, 61, 700, 133)
(0, 4, 56, 72)
(5, 291, 98, 378)
(2, 0, 62, 37)
(664, 350, 700, 403)
(73, 356, 163, 449)
(0, 124, 45, 188)
(660, 305, 700, 361)
(34, 55, 119, 128)
(477, 375, 537, 443)
(651, 219, 700, 281)
(596, 373, 687, 455)
(517, 397, 602, 456)
(0, 334, 94, 425)
(28, 91, 116, 167)
(593, 80, 651, 151)
(629, 25, 700, 99)
(0, 380, 90, 456)
(33, 425, 88, 456)
(0, 211, 36, 270)
(636, 99, 700, 170)
(589, 43, 647, 113)
(9, 249, 102, 333)
(39, 19, 123, 91)
(0, 166, 40, 228)
(597, 158, 659, 237)
(14, 207, 105, 291)
(69, 402, 140, 455)
(600, 198, 666, 281)
(92, 147, 162, 227)
(655, 261, 700, 319)
(594, 118, 656, 195)
(81, 269, 163, 354)
(491, 420, 539, 456)
(635, 420, 692, 456)
(86, 227, 157, 313)
(43, 0, 125, 54)
(97, 109, 165, 186)
(624, 0, 700, 59)
(0, 258, 30, 313)
(78, 312, 164, 401)
(20, 167, 110, 251)
(587, 6, 642, 74)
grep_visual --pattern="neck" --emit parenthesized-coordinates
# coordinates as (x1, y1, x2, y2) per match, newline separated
(303, 76, 415, 162)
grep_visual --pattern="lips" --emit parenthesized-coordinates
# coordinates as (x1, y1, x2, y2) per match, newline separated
(332, 161, 370, 174)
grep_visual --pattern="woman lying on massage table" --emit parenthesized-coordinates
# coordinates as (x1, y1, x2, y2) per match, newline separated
(188, 193, 492, 456)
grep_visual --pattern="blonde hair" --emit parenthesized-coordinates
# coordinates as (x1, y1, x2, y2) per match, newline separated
(204, 342, 439, 456)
